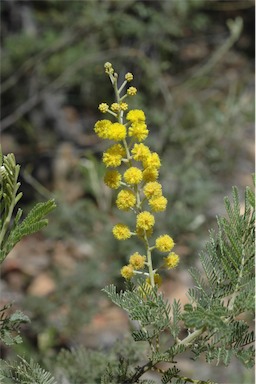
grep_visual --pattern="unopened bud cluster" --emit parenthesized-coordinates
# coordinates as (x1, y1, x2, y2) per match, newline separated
(94, 63, 179, 287)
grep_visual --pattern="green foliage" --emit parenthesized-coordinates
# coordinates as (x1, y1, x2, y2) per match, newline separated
(103, 185, 255, 382)
(0, 151, 56, 354)
(181, 187, 255, 368)
(0, 304, 30, 346)
(0, 152, 56, 263)
(0, 356, 57, 384)
(54, 337, 148, 384)
(104, 283, 171, 340)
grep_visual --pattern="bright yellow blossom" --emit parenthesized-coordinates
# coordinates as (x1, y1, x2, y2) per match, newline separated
(112, 223, 131, 240)
(126, 109, 146, 123)
(104, 62, 114, 74)
(116, 189, 136, 210)
(102, 144, 125, 167)
(131, 143, 151, 161)
(125, 72, 133, 82)
(149, 196, 167, 212)
(129, 122, 149, 142)
(143, 152, 161, 169)
(98, 103, 109, 113)
(129, 252, 146, 270)
(104, 170, 122, 189)
(94, 120, 112, 139)
(143, 182, 162, 199)
(155, 235, 175, 252)
(123, 167, 143, 185)
(121, 265, 134, 280)
(164, 252, 180, 269)
(110, 103, 121, 112)
(120, 102, 128, 111)
(108, 122, 127, 141)
(136, 211, 155, 231)
(127, 86, 137, 96)
(142, 167, 159, 182)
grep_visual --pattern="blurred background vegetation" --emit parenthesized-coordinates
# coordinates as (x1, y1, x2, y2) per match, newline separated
(0, 0, 254, 382)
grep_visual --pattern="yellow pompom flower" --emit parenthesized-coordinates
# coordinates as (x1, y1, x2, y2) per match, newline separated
(131, 143, 151, 162)
(142, 167, 159, 182)
(143, 182, 162, 199)
(121, 265, 134, 280)
(102, 144, 125, 167)
(125, 72, 133, 82)
(127, 86, 137, 96)
(129, 122, 149, 142)
(104, 170, 122, 189)
(129, 252, 146, 270)
(104, 62, 114, 74)
(120, 102, 128, 111)
(124, 167, 143, 185)
(108, 122, 127, 141)
(116, 189, 136, 210)
(164, 252, 180, 269)
(146, 273, 162, 287)
(94, 120, 112, 139)
(98, 103, 109, 113)
(155, 235, 175, 252)
(112, 223, 131, 240)
(126, 109, 146, 123)
(110, 103, 121, 112)
(136, 211, 155, 231)
(143, 152, 161, 169)
(149, 196, 167, 212)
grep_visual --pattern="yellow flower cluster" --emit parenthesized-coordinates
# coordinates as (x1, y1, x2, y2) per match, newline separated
(102, 144, 125, 167)
(164, 252, 180, 269)
(155, 235, 175, 252)
(94, 62, 180, 287)
(124, 167, 142, 185)
(112, 223, 131, 240)
(104, 170, 122, 189)
(116, 189, 136, 210)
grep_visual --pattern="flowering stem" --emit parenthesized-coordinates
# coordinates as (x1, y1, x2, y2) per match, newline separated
(144, 235, 155, 287)
(122, 139, 131, 164)
(113, 76, 121, 111)
(99, 63, 179, 287)
(111, 70, 155, 290)
(118, 80, 128, 94)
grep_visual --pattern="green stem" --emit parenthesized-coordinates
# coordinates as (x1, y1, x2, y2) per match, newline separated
(177, 327, 206, 347)
(145, 235, 155, 287)
(118, 80, 128, 94)
(0, 166, 20, 248)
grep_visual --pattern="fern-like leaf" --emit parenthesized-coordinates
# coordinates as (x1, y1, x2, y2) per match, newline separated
(0, 151, 56, 263)
(0, 356, 57, 384)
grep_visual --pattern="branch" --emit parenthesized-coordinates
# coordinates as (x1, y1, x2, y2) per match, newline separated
(177, 327, 206, 347)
